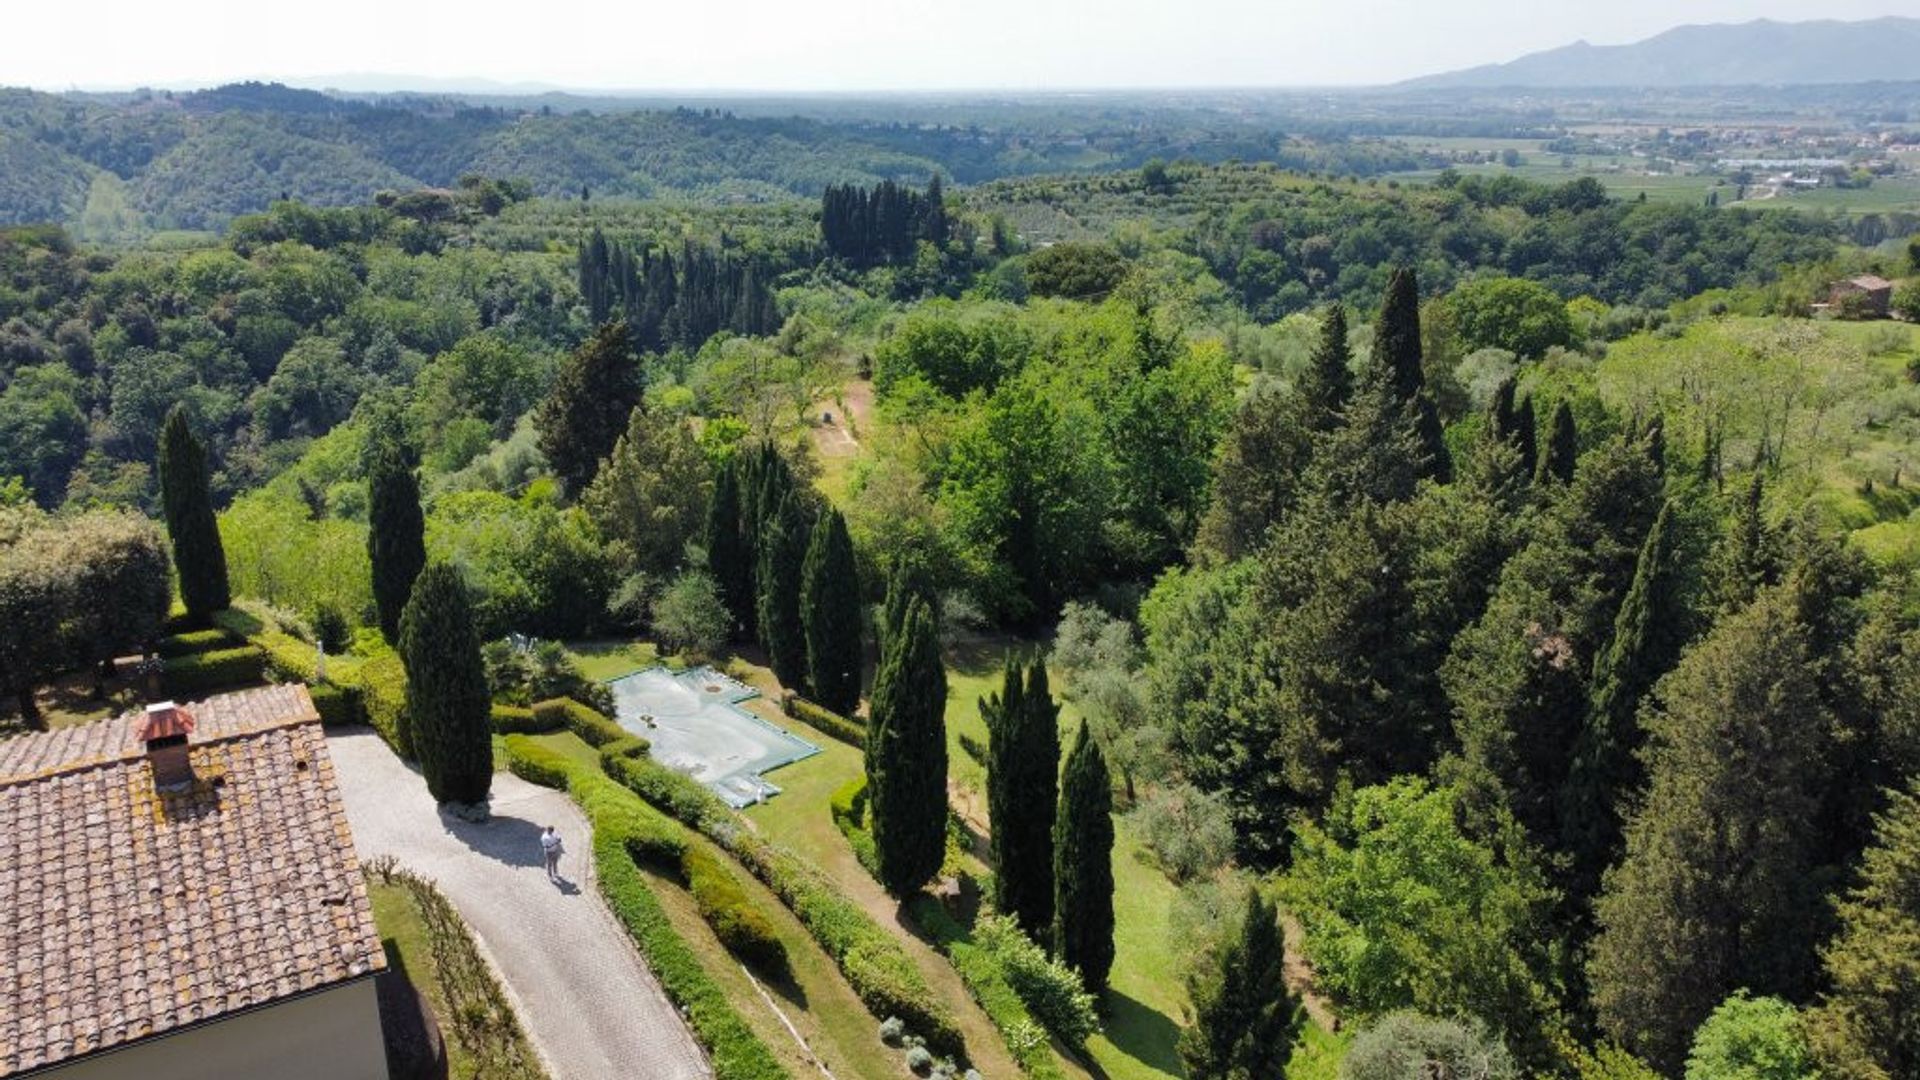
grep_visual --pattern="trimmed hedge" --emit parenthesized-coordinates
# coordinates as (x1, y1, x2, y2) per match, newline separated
(605, 752, 964, 1058)
(533, 696, 647, 759)
(491, 704, 552, 734)
(499, 737, 786, 1080)
(684, 847, 788, 972)
(310, 682, 364, 727)
(787, 697, 867, 748)
(162, 645, 267, 698)
(209, 606, 412, 758)
(828, 777, 882, 878)
(909, 897, 1066, 1080)
(155, 628, 235, 659)
(348, 650, 410, 756)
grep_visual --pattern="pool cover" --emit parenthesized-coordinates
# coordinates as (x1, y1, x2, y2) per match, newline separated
(606, 666, 821, 807)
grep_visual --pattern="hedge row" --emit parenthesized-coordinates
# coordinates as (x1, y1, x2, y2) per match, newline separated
(828, 778, 882, 878)
(909, 897, 1066, 1080)
(785, 697, 867, 748)
(533, 697, 648, 759)
(604, 752, 964, 1058)
(500, 737, 787, 1080)
(162, 645, 267, 698)
(209, 607, 411, 756)
(684, 847, 788, 972)
(155, 628, 235, 659)
(490, 704, 550, 734)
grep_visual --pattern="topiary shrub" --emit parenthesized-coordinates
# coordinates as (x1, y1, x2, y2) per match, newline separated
(310, 682, 364, 727)
(489, 703, 553, 734)
(533, 695, 630, 747)
(500, 734, 572, 791)
(789, 696, 867, 747)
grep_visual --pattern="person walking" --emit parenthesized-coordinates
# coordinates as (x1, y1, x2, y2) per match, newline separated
(540, 824, 564, 882)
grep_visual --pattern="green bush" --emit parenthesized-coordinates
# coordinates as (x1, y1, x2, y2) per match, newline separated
(607, 752, 964, 1057)
(498, 739, 784, 1080)
(491, 704, 554, 734)
(685, 846, 789, 972)
(909, 896, 1064, 1078)
(828, 777, 882, 878)
(155, 628, 235, 658)
(310, 682, 364, 727)
(790, 697, 867, 747)
(533, 695, 630, 748)
(347, 649, 412, 756)
(974, 914, 1099, 1047)
(162, 645, 267, 697)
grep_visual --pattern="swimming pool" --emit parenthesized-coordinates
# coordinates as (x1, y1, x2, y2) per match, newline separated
(605, 666, 820, 808)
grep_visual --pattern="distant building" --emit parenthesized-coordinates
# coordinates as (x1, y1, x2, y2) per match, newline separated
(1829, 274, 1895, 319)
(0, 686, 388, 1079)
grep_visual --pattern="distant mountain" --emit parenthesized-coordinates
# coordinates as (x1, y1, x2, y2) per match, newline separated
(1405, 17, 1920, 88)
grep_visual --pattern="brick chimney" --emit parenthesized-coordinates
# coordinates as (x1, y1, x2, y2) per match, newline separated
(138, 702, 196, 791)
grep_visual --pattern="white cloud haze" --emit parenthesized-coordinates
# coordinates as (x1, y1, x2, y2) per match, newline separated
(5, 0, 1913, 91)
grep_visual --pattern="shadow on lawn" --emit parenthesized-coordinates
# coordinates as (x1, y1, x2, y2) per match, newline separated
(1098, 988, 1185, 1078)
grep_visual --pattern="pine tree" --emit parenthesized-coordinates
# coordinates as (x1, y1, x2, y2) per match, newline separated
(1590, 590, 1835, 1072)
(367, 439, 427, 643)
(756, 493, 809, 690)
(1371, 266, 1449, 481)
(1562, 499, 1687, 905)
(800, 508, 863, 714)
(1178, 889, 1302, 1080)
(1053, 723, 1115, 997)
(535, 321, 644, 495)
(157, 405, 230, 618)
(865, 596, 949, 896)
(1536, 400, 1577, 485)
(399, 563, 493, 805)
(1807, 779, 1920, 1080)
(703, 459, 753, 639)
(1298, 303, 1352, 431)
(984, 659, 1061, 940)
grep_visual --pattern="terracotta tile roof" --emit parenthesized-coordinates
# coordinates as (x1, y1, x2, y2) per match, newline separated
(135, 703, 195, 742)
(0, 685, 386, 1076)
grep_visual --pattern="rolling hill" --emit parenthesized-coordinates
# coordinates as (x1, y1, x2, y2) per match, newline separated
(1405, 16, 1920, 89)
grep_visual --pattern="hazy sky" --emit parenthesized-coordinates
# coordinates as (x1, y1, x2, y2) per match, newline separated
(6, 0, 1912, 92)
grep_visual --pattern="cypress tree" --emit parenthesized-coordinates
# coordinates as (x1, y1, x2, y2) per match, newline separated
(1371, 266, 1449, 481)
(1193, 381, 1314, 564)
(984, 659, 1061, 940)
(398, 563, 493, 805)
(1720, 473, 1777, 608)
(1562, 499, 1686, 905)
(881, 554, 938, 653)
(157, 405, 230, 619)
(534, 321, 643, 495)
(865, 596, 949, 896)
(1178, 890, 1302, 1080)
(1536, 399, 1577, 485)
(800, 508, 863, 714)
(1053, 722, 1115, 997)
(1590, 590, 1834, 1071)
(367, 439, 427, 643)
(1298, 303, 1352, 430)
(756, 493, 809, 690)
(704, 459, 752, 639)
(1513, 394, 1538, 478)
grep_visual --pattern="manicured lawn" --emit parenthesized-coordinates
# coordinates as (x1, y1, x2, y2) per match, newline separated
(565, 639, 661, 682)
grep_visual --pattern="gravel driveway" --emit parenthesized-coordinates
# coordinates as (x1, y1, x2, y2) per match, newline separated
(327, 727, 709, 1080)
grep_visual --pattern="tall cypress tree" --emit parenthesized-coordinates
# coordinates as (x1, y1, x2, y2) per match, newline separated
(800, 508, 863, 714)
(1179, 889, 1302, 1080)
(866, 596, 949, 896)
(1719, 473, 1777, 609)
(367, 439, 428, 643)
(1513, 394, 1538, 478)
(1053, 722, 1115, 997)
(704, 457, 752, 639)
(535, 321, 643, 495)
(1371, 266, 1449, 481)
(399, 563, 493, 805)
(1590, 590, 1835, 1071)
(756, 493, 809, 690)
(1562, 499, 1686, 905)
(157, 405, 230, 619)
(1298, 303, 1352, 431)
(984, 659, 1061, 940)
(1536, 400, 1578, 485)
(881, 554, 938, 654)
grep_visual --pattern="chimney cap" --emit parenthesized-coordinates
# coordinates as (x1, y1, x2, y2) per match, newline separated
(138, 702, 196, 742)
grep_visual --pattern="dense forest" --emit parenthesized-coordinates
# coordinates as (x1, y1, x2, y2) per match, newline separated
(5, 147, 1920, 1080)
